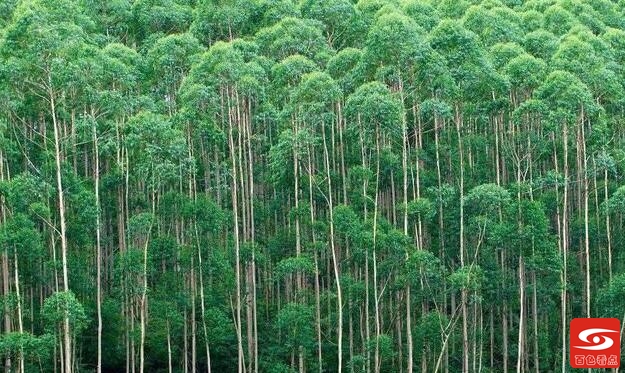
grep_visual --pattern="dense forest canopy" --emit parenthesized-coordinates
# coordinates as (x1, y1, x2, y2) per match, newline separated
(1, 0, 625, 372)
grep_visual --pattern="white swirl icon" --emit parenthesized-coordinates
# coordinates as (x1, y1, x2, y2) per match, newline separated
(574, 328, 618, 350)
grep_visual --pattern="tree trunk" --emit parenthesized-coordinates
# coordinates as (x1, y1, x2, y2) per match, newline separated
(227, 87, 245, 373)
(581, 117, 590, 317)
(604, 168, 612, 280)
(373, 124, 381, 373)
(403, 99, 413, 373)
(455, 104, 469, 373)
(139, 190, 155, 373)
(191, 256, 197, 373)
(1, 149, 11, 373)
(561, 122, 569, 373)
(13, 248, 24, 373)
(357, 114, 371, 373)
(167, 320, 173, 373)
(308, 148, 323, 373)
(323, 118, 342, 373)
(190, 131, 212, 373)
(49, 73, 72, 373)
(516, 256, 524, 373)
(93, 116, 103, 373)
(246, 100, 258, 373)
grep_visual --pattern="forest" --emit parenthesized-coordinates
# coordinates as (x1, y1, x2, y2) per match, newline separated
(1, 0, 625, 372)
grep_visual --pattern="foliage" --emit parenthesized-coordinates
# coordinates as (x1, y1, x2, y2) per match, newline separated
(1, 1, 624, 372)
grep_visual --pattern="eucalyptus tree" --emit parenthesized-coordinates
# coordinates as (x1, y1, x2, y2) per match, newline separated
(401, 0, 440, 32)
(464, 183, 511, 372)
(87, 42, 144, 372)
(404, 247, 445, 372)
(82, 0, 133, 42)
(258, 0, 301, 28)
(429, 19, 501, 373)
(183, 38, 266, 373)
(535, 70, 596, 372)
(131, 0, 193, 43)
(269, 55, 318, 312)
(552, 34, 622, 305)
(355, 0, 399, 29)
(462, 4, 523, 47)
(361, 9, 429, 373)
(543, 5, 576, 36)
(500, 51, 551, 373)
(346, 82, 402, 373)
(275, 303, 316, 370)
(293, 71, 342, 373)
(125, 110, 188, 373)
(190, 0, 257, 45)
(0, 166, 52, 371)
(0, 212, 44, 373)
(0, 1, 99, 371)
(144, 39, 209, 368)
(508, 198, 559, 372)
(255, 17, 331, 62)
(301, 0, 364, 49)
(41, 291, 89, 371)
(86, 43, 143, 372)
(146, 33, 204, 115)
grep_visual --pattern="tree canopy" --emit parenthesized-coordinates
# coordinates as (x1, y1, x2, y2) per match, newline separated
(1, 0, 625, 372)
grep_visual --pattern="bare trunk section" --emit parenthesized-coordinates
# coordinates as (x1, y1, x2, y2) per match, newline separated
(561, 122, 569, 373)
(13, 248, 24, 373)
(139, 189, 155, 373)
(227, 86, 246, 373)
(1, 149, 11, 373)
(604, 168, 612, 280)
(516, 256, 524, 373)
(455, 104, 469, 373)
(49, 72, 72, 373)
(323, 118, 342, 373)
(373, 125, 381, 373)
(581, 115, 590, 317)
(93, 118, 103, 373)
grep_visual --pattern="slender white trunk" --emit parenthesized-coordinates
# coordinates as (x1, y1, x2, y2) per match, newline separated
(455, 105, 468, 373)
(14, 249, 24, 373)
(1, 150, 11, 373)
(49, 73, 72, 373)
(139, 194, 154, 373)
(373, 125, 381, 373)
(561, 123, 569, 373)
(323, 120, 342, 373)
(605, 168, 612, 280)
(516, 256, 524, 373)
(93, 118, 103, 373)
(581, 119, 590, 317)
(227, 87, 245, 373)
(167, 321, 173, 373)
